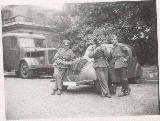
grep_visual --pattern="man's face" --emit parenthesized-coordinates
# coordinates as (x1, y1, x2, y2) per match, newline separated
(64, 44, 70, 50)
(111, 35, 118, 45)
(95, 39, 102, 46)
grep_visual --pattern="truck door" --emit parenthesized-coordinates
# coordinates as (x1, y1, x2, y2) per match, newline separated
(4, 36, 20, 71)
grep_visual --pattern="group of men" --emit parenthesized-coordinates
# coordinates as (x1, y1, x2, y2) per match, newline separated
(51, 34, 131, 98)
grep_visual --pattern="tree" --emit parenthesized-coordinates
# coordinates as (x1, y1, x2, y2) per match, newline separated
(62, 1, 157, 65)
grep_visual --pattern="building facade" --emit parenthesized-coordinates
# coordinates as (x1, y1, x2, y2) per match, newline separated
(2, 5, 60, 48)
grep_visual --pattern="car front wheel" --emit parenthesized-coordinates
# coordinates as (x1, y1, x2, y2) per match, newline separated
(20, 61, 33, 79)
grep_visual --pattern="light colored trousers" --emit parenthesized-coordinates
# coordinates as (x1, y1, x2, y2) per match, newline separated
(95, 67, 110, 96)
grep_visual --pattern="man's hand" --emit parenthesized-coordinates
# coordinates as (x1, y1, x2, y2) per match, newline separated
(72, 57, 81, 64)
(122, 58, 127, 62)
(95, 46, 102, 51)
(90, 46, 96, 51)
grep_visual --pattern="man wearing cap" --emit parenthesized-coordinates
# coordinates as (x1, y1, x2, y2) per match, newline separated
(88, 38, 111, 98)
(110, 34, 131, 97)
(51, 40, 75, 95)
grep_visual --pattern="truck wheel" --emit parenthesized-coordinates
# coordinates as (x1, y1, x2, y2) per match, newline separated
(20, 61, 33, 79)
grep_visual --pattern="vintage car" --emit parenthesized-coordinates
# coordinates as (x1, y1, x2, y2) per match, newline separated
(64, 44, 142, 92)
(3, 33, 57, 78)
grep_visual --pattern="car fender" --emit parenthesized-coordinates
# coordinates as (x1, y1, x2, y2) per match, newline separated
(19, 58, 39, 69)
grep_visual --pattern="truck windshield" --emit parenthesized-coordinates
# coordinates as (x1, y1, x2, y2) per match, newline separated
(18, 38, 46, 48)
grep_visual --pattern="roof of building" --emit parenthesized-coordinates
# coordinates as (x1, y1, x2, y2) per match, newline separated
(2, 32, 46, 39)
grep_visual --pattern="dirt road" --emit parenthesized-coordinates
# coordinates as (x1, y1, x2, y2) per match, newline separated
(4, 73, 159, 120)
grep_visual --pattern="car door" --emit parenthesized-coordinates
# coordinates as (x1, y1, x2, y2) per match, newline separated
(3, 36, 11, 71)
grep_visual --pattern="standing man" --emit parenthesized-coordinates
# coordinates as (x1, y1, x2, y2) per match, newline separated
(88, 38, 111, 98)
(51, 40, 75, 95)
(110, 34, 131, 97)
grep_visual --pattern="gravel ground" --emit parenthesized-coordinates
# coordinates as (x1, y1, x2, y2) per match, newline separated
(4, 73, 159, 120)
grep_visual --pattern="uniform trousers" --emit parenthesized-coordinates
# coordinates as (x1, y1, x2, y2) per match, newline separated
(53, 67, 68, 90)
(95, 67, 110, 96)
(115, 67, 129, 91)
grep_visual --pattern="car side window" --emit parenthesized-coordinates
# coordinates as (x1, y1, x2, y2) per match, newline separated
(34, 39, 46, 48)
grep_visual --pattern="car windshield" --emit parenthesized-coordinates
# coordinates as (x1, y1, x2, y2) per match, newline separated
(18, 38, 46, 48)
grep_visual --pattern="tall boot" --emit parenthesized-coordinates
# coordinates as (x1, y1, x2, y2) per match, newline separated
(118, 79, 130, 97)
(110, 83, 116, 95)
(51, 89, 57, 95)
(56, 89, 63, 95)
(123, 79, 131, 95)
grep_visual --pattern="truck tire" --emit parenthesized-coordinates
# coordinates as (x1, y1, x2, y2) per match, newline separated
(20, 61, 33, 79)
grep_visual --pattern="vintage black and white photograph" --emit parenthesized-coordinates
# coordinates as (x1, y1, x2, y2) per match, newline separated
(1, 0, 159, 120)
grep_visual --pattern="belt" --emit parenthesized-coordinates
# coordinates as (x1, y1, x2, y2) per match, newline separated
(113, 57, 121, 60)
(61, 58, 69, 61)
(94, 57, 106, 60)
(94, 57, 105, 59)
(94, 58, 105, 60)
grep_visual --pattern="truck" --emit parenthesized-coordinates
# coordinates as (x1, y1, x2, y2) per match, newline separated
(3, 32, 57, 78)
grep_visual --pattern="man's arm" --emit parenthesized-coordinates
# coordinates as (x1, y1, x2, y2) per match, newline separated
(88, 46, 99, 58)
(54, 48, 62, 60)
(70, 50, 76, 60)
(88, 50, 96, 58)
(102, 46, 110, 58)
(120, 44, 132, 61)
(107, 50, 113, 62)
(68, 50, 77, 65)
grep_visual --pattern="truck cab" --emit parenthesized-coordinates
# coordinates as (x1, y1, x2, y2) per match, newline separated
(3, 33, 57, 78)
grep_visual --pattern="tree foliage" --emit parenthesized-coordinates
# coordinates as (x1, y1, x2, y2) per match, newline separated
(55, 1, 157, 65)
(2, 3, 157, 65)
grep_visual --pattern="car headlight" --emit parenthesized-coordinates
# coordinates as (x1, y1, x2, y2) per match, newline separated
(25, 52, 30, 57)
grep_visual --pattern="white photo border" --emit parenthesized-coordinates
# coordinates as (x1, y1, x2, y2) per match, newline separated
(0, 0, 159, 121)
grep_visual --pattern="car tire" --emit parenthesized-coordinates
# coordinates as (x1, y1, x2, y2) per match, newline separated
(20, 61, 33, 79)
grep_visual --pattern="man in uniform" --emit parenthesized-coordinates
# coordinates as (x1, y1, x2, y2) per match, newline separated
(88, 38, 111, 98)
(51, 40, 75, 95)
(110, 34, 131, 97)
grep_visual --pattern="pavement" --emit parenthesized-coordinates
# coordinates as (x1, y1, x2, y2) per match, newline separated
(4, 72, 159, 120)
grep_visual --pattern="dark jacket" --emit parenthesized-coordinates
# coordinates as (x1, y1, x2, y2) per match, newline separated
(53, 48, 75, 68)
(88, 45, 110, 68)
(111, 43, 131, 68)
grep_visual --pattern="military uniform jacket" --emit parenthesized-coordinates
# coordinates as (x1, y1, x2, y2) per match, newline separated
(88, 45, 110, 68)
(53, 48, 75, 68)
(111, 43, 131, 69)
